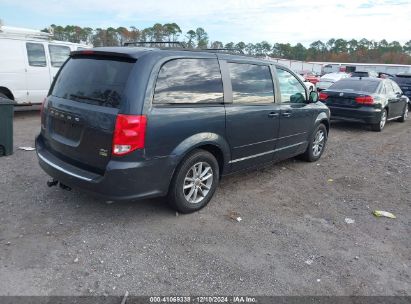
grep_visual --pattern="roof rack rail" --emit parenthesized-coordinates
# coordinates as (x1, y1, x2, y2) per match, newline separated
(0, 25, 52, 40)
(124, 41, 185, 48)
(201, 48, 244, 55)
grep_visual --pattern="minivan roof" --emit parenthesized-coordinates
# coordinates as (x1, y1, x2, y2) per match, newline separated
(76, 46, 281, 66)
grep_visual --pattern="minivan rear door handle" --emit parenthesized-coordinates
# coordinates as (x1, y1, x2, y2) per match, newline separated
(268, 112, 279, 118)
(282, 112, 292, 118)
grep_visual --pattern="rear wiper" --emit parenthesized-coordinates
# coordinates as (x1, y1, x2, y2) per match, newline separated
(70, 94, 106, 103)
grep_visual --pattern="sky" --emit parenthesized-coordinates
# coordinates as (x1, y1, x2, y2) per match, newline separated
(1, 0, 410, 46)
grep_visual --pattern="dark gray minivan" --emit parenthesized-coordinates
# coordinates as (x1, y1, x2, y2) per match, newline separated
(36, 47, 330, 213)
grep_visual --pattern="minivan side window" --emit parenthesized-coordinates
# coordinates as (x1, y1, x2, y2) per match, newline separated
(276, 68, 306, 103)
(48, 45, 71, 67)
(228, 63, 274, 104)
(153, 58, 223, 104)
(26, 43, 47, 67)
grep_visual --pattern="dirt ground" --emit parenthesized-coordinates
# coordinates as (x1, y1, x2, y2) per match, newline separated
(0, 111, 410, 296)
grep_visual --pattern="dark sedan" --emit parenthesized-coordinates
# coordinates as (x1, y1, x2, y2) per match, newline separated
(390, 74, 411, 107)
(319, 77, 408, 131)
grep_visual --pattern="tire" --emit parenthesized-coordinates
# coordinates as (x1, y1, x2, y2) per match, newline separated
(0, 92, 8, 99)
(167, 149, 219, 213)
(300, 123, 327, 162)
(371, 109, 387, 132)
(397, 104, 408, 122)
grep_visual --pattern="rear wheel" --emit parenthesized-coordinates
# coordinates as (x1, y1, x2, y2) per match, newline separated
(167, 149, 219, 213)
(397, 104, 408, 122)
(300, 123, 327, 162)
(371, 109, 387, 131)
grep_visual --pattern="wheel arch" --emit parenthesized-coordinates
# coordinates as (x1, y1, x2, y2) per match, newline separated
(314, 112, 330, 134)
(0, 87, 14, 100)
(170, 132, 231, 177)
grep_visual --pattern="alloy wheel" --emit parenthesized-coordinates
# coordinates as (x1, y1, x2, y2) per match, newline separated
(312, 129, 325, 157)
(183, 162, 213, 204)
(380, 110, 387, 129)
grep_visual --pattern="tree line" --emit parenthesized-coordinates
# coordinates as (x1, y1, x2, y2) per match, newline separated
(40, 23, 411, 64)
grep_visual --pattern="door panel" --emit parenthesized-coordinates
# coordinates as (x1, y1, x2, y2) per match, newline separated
(226, 104, 280, 170)
(275, 67, 314, 160)
(386, 81, 402, 118)
(224, 61, 280, 171)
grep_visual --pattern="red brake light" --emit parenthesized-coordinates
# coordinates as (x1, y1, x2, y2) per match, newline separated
(319, 92, 329, 101)
(81, 50, 95, 55)
(112, 114, 147, 156)
(355, 96, 374, 104)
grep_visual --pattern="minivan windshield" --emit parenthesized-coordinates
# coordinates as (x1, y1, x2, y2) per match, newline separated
(51, 56, 134, 108)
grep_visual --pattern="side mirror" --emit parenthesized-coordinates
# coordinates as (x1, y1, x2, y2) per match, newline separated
(309, 91, 319, 103)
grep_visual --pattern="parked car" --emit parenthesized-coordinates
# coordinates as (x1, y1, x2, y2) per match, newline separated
(319, 77, 408, 131)
(390, 74, 411, 108)
(298, 71, 320, 85)
(0, 25, 89, 105)
(350, 71, 378, 78)
(317, 72, 349, 91)
(35, 47, 330, 213)
(296, 74, 316, 91)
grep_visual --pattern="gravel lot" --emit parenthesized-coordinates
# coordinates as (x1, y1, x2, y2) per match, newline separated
(0, 111, 410, 296)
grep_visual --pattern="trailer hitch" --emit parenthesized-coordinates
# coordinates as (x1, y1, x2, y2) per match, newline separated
(47, 179, 58, 187)
(46, 179, 71, 191)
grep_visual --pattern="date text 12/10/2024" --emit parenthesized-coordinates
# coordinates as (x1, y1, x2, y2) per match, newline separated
(149, 296, 257, 303)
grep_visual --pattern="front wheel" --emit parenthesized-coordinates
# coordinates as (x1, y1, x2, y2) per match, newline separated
(300, 123, 327, 162)
(167, 149, 219, 213)
(397, 104, 408, 122)
(371, 109, 387, 131)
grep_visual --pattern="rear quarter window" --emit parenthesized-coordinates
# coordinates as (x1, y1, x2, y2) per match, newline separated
(51, 56, 135, 108)
(153, 58, 223, 104)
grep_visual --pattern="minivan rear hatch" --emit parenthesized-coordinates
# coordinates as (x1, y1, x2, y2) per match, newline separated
(42, 52, 136, 174)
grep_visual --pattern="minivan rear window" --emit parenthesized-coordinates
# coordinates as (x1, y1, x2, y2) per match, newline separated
(329, 79, 380, 93)
(51, 56, 134, 108)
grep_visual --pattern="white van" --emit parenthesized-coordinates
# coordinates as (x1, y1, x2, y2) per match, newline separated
(0, 26, 90, 105)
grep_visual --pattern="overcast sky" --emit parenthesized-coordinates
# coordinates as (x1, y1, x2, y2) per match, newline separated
(1, 0, 410, 46)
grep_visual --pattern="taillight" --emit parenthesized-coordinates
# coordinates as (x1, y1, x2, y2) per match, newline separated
(40, 97, 48, 129)
(355, 96, 374, 105)
(319, 92, 329, 101)
(112, 114, 147, 156)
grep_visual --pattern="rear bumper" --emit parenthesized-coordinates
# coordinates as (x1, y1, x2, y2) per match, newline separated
(328, 106, 381, 124)
(35, 135, 175, 201)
